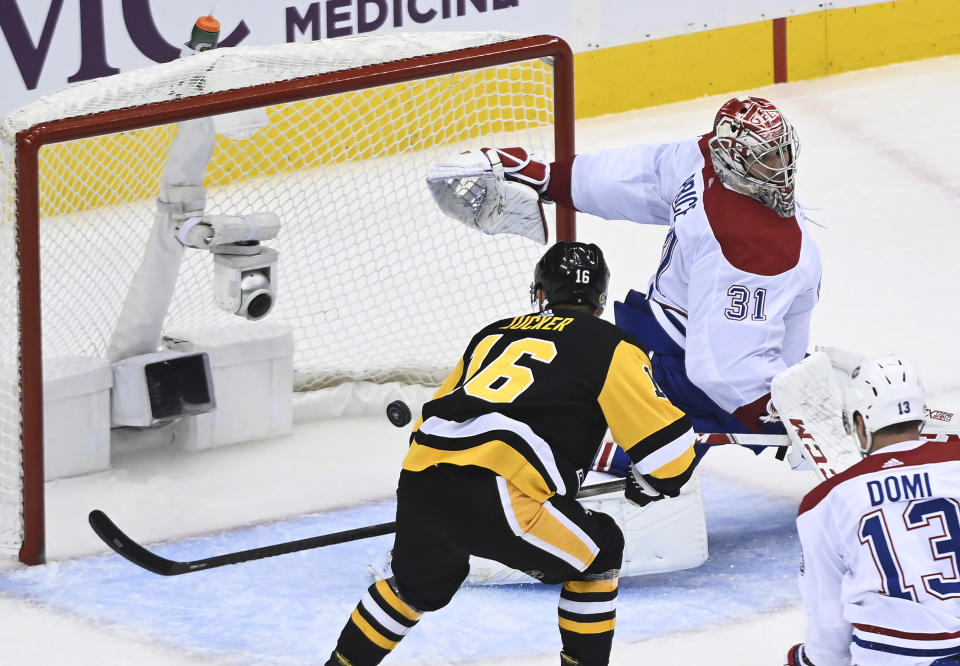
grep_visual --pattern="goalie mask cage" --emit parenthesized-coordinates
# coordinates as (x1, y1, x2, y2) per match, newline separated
(0, 32, 575, 565)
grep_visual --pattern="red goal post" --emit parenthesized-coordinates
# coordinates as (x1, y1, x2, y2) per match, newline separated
(0, 32, 575, 565)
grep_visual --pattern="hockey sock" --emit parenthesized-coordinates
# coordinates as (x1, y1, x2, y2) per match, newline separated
(557, 578, 618, 665)
(325, 578, 423, 666)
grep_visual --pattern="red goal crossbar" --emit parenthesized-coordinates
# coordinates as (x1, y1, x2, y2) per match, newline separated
(10, 34, 575, 565)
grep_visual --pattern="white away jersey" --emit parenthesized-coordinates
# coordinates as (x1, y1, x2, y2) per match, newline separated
(797, 440, 960, 666)
(568, 135, 821, 412)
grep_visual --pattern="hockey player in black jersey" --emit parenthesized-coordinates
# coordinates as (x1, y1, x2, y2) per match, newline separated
(324, 241, 697, 666)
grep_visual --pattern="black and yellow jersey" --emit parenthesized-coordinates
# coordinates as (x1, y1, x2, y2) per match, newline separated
(402, 307, 696, 503)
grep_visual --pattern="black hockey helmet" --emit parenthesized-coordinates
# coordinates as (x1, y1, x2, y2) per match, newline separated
(531, 241, 610, 312)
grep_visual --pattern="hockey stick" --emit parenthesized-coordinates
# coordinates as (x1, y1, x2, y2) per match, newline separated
(87, 435, 796, 577)
(89, 478, 629, 577)
(88, 509, 396, 576)
(694, 432, 787, 446)
(697, 428, 959, 448)
(90, 429, 959, 577)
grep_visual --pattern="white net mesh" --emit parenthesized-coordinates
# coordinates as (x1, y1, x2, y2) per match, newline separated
(0, 141, 22, 553)
(1, 32, 531, 140)
(0, 32, 567, 558)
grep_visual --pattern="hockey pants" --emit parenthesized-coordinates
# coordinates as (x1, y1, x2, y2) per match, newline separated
(325, 465, 624, 666)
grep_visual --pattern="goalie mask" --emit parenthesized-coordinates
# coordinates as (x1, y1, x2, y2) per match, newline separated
(531, 241, 610, 313)
(707, 96, 799, 218)
(842, 355, 926, 456)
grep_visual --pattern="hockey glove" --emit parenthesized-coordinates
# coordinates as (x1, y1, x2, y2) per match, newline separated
(425, 148, 547, 244)
(784, 643, 815, 666)
(732, 392, 779, 435)
(481, 147, 551, 196)
(624, 467, 679, 507)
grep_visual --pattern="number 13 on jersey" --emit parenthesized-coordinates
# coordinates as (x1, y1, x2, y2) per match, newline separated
(860, 498, 960, 601)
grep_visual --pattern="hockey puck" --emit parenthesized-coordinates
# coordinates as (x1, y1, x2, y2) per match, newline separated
(386, 400, 412, 428)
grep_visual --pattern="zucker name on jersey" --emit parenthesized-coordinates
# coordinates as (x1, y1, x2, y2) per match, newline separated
(409, 302, 695, 505)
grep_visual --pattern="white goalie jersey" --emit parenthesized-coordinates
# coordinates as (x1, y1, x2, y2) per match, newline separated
(569, 136, 822, 413)
(797, 439, 960, 666)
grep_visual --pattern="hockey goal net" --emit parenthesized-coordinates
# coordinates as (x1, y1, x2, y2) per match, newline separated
(0, 32, 574, 564)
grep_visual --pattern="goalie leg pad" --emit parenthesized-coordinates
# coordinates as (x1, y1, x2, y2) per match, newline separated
(591, 473, 708, 577)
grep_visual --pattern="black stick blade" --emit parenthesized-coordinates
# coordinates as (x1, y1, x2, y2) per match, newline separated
(88, 509, 182, 576)
(89, 508, 399, 576)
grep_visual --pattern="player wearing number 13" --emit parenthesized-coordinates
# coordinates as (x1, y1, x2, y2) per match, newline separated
(786, 357, 960, 666)
(323, 242, 696, 666)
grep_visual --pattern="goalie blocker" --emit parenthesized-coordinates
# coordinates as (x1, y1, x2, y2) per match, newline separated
(773, 347, 960, 481)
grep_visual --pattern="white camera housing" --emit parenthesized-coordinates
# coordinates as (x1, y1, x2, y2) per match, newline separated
(111, 349, 216, 427)
(176, 212, 280, 250)
(213, 244, 278, 320)
(175, 212, 282, 321)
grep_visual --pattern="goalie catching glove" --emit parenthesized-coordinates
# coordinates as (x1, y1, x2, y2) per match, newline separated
(425, 147, 551, 244)
(625, 466, 680, 507)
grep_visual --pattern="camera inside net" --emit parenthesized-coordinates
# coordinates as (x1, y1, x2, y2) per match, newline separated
(213, 243, 278, 321)
(175, 212, 281, 322)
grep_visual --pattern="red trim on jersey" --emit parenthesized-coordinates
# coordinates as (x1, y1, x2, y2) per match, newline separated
(547, 156, 576, 209)
(854, 623, 960, 641)
(594, 441, 616, 472)
(697, 134, 802, 276)
(798, 442, 960, 516)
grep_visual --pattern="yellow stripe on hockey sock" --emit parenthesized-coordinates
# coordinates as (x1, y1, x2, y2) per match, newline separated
(563, 579, 619, 594)
(374, 579, 422, 622)
(558, 616, 617, 634)
(350, 608, 399, 650)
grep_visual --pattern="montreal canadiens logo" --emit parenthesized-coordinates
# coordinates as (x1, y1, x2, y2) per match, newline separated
(744, 107, 783, 139)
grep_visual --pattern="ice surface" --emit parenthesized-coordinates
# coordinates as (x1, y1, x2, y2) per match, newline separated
(0, 476, 799, 664)
(1, 53, 958, 665)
